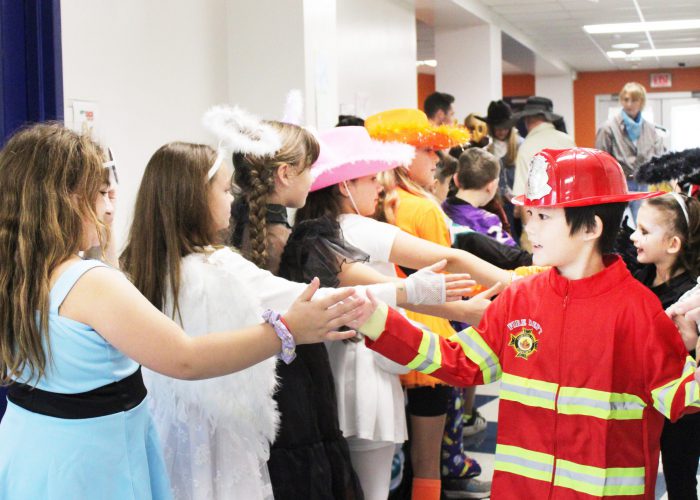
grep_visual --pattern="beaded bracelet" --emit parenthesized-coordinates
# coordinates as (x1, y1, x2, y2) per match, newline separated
(262, 309, 296, 364)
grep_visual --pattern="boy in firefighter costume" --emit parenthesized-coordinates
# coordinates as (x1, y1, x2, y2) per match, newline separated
(356, 147, 700, 499)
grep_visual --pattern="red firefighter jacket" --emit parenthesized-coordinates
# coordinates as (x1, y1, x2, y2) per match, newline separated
(362, 256, 700, 499)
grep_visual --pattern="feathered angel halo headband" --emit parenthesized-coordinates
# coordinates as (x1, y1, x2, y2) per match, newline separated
(202, 105, 283, 180)
(636, 148, 700, 191)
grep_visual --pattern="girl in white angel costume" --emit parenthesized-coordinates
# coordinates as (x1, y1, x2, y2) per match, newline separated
(119, 107, 471, 500)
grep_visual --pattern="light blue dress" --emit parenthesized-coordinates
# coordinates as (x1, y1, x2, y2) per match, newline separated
(0, 259, 172, 499)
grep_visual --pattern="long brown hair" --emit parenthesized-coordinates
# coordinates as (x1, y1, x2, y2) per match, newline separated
(231, 122, 319, 268)
(645, 193, 700, 279)
(486, 127, 519, 166)
(120, 142, 219, 318)
(0, 123, 105, 385)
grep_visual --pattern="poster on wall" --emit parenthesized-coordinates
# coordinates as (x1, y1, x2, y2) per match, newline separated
(70, 100, 99, 139)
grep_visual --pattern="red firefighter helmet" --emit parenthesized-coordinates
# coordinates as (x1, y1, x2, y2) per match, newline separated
(512, 148, 662, 208)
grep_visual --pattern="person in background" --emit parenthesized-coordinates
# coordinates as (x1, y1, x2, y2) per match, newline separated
(478, 100, 522, 242)
(338, 115, 365, 127)
(596, 82, 666, 219)
(424, 92, 455, 126)
(512, 96, 576, 251)
(443, 148, 516, 248)
(432, 152, 458, 204)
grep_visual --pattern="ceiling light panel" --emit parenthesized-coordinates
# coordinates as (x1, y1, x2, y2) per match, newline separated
(585, 19, 700, 34)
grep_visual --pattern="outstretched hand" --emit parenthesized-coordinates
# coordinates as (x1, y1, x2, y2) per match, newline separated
(667, 292, 700, 324)
(460, 281, 503, 326)
(283, 278, 364, 344)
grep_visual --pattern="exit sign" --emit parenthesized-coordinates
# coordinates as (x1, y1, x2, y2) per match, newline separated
(650, 73, 672, 88)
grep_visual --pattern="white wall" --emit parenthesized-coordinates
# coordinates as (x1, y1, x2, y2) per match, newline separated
(336, 0, 418, 117)
(226, 0, 308, 123)
(536, 74, 576, 139)
(61, 0, 229, 247)
(302, 0, 339, 130)
(61, 0, 421, 248)
(435, 23, 502, 119)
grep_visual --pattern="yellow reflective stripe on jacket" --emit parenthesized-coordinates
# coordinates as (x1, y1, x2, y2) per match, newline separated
(500, 373, 557, 410)
(557, 386, 646, 420)
(652, 356, 698, 419)
(450, 327, 501, 383)
(495, 444, 646, 496)
(406, 328, 442, 375)
(554, 459, 645, 497)
(359, 301, 389, 341)
(685, 376, 700, 408)
(494, 444, 554, 483)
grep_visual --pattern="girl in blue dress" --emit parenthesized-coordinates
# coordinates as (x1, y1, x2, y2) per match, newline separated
(0, 123, 365, 500)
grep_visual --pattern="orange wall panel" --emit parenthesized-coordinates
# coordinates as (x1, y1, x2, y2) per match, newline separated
(574, 67, 700, 147)
(417, 73, 436, 110)
(503, 74, 535, 98)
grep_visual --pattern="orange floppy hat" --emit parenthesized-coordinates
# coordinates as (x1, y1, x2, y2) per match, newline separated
(365, 108, 470, 150)
(512, 148, 663, 208)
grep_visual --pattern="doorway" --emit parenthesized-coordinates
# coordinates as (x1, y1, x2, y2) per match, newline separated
(595, 91, 700, 151)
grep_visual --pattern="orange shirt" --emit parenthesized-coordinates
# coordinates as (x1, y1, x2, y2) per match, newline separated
(393, 188, 455, 387)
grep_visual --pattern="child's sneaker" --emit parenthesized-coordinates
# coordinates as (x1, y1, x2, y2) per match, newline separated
(462, 409, 487, 437)
(442, 477, 492, 499)
(441, 454, 482, 479)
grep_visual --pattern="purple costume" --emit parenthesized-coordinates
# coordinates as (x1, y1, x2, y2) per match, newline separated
(442, 196, 516, 247)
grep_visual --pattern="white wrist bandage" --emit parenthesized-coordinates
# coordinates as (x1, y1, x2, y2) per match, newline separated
(404, 267, 446, 305)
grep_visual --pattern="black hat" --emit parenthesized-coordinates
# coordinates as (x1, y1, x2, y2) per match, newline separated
(512, 96, 562, 122)
(476, 100, 515, 129)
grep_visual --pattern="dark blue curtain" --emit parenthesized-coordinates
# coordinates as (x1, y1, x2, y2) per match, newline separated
(0, 0, 63, 420)
(0, 0, 63, 144)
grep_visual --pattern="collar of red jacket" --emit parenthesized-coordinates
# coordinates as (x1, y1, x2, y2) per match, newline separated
(547, 254, 628, 299)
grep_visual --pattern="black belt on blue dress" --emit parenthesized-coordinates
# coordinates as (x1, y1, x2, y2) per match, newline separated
(6, 367, 147, 419)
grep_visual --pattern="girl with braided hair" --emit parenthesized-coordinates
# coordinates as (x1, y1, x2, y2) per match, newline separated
(226, 109, 478, 500)
(231, 121, 317, 274)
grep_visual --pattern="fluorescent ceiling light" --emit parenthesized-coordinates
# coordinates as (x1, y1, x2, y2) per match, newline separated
(585, 19, 700, 34)
(607, 47, 700, 58)
(416, 59, 437, 67)
(611, 43, 639, 50)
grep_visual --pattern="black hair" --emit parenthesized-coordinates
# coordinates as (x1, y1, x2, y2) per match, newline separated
(435, 151, 458, 184)
(336, 115, 365, 127)
(423, 92, 455, 119)
(435, 152, 458, 198)
(293, 184, 344, 228)
(564, 202, 627, 254)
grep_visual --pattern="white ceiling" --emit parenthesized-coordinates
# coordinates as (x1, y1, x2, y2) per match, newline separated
(417, 0, 700, 73)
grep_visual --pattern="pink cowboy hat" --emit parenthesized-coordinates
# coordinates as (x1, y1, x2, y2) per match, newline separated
(310, 126, 415, 192)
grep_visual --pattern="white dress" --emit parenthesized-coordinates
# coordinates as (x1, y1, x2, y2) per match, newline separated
(328, 214, 409, 445)
(144, 247, 398, 500)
